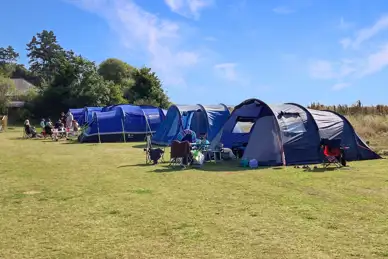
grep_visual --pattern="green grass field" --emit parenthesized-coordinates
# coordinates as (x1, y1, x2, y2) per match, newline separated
(1, 128, 388, 258)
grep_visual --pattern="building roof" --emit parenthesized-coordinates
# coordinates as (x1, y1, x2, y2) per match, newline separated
(11, 78, 36, 94)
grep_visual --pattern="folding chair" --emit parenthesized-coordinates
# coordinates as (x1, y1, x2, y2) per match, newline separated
(144, 135, 165, 164)
(169, 140, 192, 168)
(321, 139, 347, 168)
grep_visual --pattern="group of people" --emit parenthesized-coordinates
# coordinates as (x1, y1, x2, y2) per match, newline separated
(24, 111, 79, 140)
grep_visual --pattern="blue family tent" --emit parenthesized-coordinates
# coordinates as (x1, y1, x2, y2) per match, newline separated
(211, 98, 381, 166)
(78, 107, 104, 126)
(151, 104, 230, 146)
(308, 109, 381, 161)
(211, 99, 323, 166)
(79, 104, 165, 143)
(68, 108, 84, 122)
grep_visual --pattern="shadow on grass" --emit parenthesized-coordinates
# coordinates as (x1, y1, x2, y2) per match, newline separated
(117, 163, 155, 168)
(152, 161, 272, 173)
(132, 144, 147, 149)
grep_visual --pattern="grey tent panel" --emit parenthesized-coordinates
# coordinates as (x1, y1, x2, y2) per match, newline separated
(308, 108, 381, 161)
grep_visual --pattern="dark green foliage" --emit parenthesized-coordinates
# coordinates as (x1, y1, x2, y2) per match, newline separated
(0, 46, 19, 77)
(26, 30, 67, 88)
(98, 58, 134, 84)
(129, 67, 170, 109)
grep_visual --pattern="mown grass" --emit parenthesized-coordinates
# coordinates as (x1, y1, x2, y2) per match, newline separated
(1, 128, 388, 258)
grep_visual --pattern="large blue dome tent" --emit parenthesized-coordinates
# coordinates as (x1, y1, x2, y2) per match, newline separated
(151, 104, 230, 146)
(68, 108, 84, 122)
(211, 99, 324, 166)
(78, 107, 104, 126)
(78, 104, 165, 143)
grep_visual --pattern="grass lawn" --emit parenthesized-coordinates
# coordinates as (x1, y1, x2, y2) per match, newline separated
(1, 128, 388, 259)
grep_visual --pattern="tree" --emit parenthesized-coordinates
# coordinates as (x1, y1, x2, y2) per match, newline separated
(98, 58, 134, 84)
(129, 67, 170, 109)
(26, 30, 65, 87)
(0, 75, 16, 114)
(0, 46, 19, 77)
(31, 52, 126, 117)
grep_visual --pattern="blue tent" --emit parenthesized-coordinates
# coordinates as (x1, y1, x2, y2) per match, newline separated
(211, 99, 323, 166)
(79, 104, 165, 143)
(78, 107, 103, 126)
(308, 109, 381, 161)
(68, 108, 84, 122)
(151, 104, 230, 146)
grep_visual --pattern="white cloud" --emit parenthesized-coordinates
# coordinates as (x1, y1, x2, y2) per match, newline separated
(309, 60, 336, 79)
(339, 38, 352, 49)
(272, 6, 295, 14)
(164, 0, 213, 19)
(359, 44, 388, 77)
(309, 59, 357, 80)
(67, 0, 201, 88)
(214, 63, 238, 81)
(341, 16, 388, 49)
(338, 17, 353, 30)
(332, 82, 351, 91)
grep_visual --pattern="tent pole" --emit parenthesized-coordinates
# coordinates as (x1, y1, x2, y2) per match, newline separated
(142, 109, 153, 137)
(121, 116, 126, 143)
(96, 116, 101, 144)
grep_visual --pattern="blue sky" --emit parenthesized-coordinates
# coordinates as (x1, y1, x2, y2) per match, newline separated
(1, 0, 388, 106)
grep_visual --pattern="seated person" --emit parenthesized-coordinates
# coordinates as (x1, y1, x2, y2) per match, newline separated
(54, 119, 64, 130)
(181, 133, 194, 143)
(44, 121, 54, 136)
(196, 134, 210, 150)
(40, 118, 46, 131)
(73, 120, 79, 132)
(24, 119, 38, 138)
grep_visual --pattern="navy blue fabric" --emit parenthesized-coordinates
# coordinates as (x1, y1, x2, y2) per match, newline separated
(79, 107, 103, 126)
(151, 104, 230, 146)
(271, 104, 322, 165)
(69, 108, 84, 122)
(79, 105, 165, 143)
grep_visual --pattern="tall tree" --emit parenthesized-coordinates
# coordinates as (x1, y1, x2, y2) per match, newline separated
(31, 52, 126, 117)
(98, 58, 134, 84)
(129, 67, 170, 108)
(26, 30, 65, 87)
(0, 46, 19, 76)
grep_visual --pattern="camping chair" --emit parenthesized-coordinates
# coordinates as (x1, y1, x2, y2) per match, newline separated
(144, 134, 165, 164)
(321, 139, 347, 168)
(169, 140, 192, 168)
(23, 125, 33, 139)
(231, 142, 247, 159)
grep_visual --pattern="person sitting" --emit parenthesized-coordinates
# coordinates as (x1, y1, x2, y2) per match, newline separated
(40, 118, 46, 131)
(73, 120, 79, 132)
(24, 119, 38, 138)
(54, 119, 64, 130)
(44, 120, 54, 137)
(60, 112, 67, 126)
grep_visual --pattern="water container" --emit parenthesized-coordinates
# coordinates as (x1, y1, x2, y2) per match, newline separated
(249, 159, 258, 168)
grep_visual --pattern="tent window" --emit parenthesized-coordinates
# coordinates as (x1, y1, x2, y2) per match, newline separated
(281, 114, 306, 133)
(233, 121, 254, 133)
